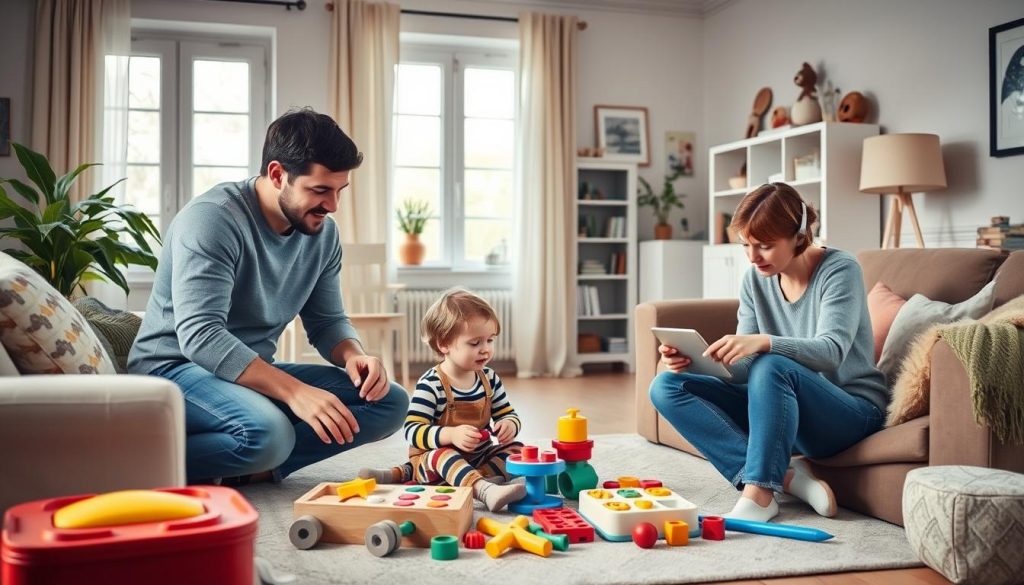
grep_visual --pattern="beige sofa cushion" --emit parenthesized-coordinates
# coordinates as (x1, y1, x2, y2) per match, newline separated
(0, 252, 115, 375)
(813, 415, 930, 467)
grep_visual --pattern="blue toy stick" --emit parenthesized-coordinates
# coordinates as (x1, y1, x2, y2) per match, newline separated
(698, 515, 834, 542)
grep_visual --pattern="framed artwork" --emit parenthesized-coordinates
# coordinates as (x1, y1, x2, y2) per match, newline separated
(0, 98, 10, 157)
(990, 16, 1024, 157)
(666, 131, 695, 177)
(595, 105, 650, 166)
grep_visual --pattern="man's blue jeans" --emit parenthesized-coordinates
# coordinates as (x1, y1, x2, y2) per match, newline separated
(649, 354, 883, 492)
(155, 361, 409, 483)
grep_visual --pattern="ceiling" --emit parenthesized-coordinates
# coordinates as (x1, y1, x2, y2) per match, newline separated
(468, 0, 736, 18)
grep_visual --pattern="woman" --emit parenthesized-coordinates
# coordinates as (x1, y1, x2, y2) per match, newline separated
(649, 183, 886, 522)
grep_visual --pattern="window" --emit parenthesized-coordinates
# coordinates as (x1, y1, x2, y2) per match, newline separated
(117, 34, 268, 265)
(392, 44, 516, 270)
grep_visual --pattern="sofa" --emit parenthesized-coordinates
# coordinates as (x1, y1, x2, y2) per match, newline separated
(0, 332, 186, 516)
(635, 248, 1024, 526)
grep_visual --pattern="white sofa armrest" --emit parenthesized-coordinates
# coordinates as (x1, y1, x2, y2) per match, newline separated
(0, 375, 186, 514)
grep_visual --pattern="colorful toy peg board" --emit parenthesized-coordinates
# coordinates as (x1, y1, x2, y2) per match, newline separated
(577, 486, 699, 542)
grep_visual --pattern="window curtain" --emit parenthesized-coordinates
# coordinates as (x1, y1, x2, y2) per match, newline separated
(32, 0, 130, 204)
(327, 0, 400, 245)
(513, 12, 580, 378)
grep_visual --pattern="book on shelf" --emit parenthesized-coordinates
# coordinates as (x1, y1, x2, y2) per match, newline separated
(579, 259, 607, 275)
(577, 285, 602, 316)
(606, 252, 626, 275)
(976, 218, 1024, 250)
(603, 216, 626, 238)
(606, 336, 627, 354)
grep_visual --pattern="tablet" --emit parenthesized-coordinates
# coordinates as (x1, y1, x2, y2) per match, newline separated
(651, 327, 733, 379)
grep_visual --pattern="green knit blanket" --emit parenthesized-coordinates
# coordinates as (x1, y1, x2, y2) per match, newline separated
(939, 298, 1024, 445)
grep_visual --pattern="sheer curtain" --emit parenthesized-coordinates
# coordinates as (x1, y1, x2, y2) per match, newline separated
(32, 0, 130, 204)
(327, 0, 400, 245)
(513, 12, 580, 378)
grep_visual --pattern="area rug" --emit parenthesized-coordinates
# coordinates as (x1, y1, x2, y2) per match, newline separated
(240, 434, 922, 584)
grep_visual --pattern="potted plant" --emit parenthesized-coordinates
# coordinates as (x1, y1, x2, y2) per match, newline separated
(395, 199, 431, 265)
(638, 173, 686, 240)
(0, 142, 162, 297)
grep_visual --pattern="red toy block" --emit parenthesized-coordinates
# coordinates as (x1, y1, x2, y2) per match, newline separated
(602, 481, 620, 489)
(532, 507, 594, 544)
(462, 530, 486, 549)
(521, 445, 539, 461)
(632, 522, 658, 549)
(551, 439, 594, 462)
(640, 480, 663, 489)
(702, 516, 725, 540)
(540, 451, 556, 462)
(479, 430, 491, 441)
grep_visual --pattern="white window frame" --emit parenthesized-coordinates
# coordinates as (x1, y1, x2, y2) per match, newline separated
(395, 42, 517, 282)
(126, 32, 269, 279)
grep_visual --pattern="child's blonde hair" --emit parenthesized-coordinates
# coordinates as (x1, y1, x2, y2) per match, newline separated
(421, 287, 501, 357)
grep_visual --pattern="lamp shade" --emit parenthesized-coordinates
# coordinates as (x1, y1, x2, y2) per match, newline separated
(859, 133, 948, 193)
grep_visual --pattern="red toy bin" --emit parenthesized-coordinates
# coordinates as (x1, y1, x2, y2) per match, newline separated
(1, 486, 258, 585)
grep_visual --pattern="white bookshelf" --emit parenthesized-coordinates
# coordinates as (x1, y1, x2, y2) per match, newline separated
(704, 122, 880, 297)
(573, 160, 637, 372)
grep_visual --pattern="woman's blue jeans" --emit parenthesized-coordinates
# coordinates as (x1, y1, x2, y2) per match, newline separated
(649, 354, 883, 492)
(155, 361, 409, 483)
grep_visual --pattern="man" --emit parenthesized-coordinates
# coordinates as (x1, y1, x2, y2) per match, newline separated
(128, 109, 408, 484)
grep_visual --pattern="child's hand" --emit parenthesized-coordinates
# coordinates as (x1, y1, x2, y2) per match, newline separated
(493, 419, 517, 444)
(444, 425, 483, 451)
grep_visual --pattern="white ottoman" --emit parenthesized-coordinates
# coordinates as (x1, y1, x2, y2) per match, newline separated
(903, 466, 1024, 584)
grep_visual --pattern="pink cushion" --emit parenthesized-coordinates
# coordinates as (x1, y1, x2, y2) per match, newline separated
(867, 282, 906, 363)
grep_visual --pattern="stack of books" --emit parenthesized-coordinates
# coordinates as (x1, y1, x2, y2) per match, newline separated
(604, 216, 626, 238)
(579, 260, 607, 275)
(606, 336, 627, 354)
(607, 252, 626, 275)
(577, 286, 602, 316)
(977, 216, 1024, 251)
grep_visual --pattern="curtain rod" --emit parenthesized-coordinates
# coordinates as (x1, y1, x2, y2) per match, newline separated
(207, 0, 306, 10)
(324, 4, 588, 30)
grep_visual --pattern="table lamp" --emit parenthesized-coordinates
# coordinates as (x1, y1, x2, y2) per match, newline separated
(859, 133, 947, 248)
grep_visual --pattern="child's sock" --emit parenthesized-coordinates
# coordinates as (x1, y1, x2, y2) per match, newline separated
(723, 496, 779, 522)
(784, 458, 837, 517)
(357, 464, 411, 484)
(483, 475, 526, 486)
(472, 479, 526, 512)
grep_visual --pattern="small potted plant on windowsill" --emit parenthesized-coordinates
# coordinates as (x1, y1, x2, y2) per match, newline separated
(638, 173, 686, 240)
(395, 199, 431, 266)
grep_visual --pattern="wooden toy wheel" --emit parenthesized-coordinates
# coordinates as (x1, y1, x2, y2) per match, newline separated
(289, 515, 323, 550)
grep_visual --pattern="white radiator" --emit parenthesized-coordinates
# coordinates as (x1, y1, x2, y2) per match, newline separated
(396, 289, 515, 362)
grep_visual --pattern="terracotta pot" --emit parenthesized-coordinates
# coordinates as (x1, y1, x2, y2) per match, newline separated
(399, 233, 426, 265)
(654, 223, 673, 240)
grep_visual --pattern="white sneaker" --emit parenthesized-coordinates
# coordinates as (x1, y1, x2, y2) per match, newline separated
(785, 458, 837, 517)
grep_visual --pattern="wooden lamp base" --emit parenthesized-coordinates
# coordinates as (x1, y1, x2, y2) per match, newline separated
(882, 188, 925, 249)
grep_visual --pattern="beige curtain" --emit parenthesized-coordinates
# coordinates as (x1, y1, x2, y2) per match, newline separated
(32, 0, 130, 203)
(513, 12, 580, 378)
(328, 0, 400, 245)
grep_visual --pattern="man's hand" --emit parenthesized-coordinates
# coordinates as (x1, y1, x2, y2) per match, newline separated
(658, 344, 692, 373)
(441, 425, 483, 451)
(345, 354, 389, 401)
(493, 419, 517, 445)
(704, 334, 770, 366)
(286, 384, 360, 444)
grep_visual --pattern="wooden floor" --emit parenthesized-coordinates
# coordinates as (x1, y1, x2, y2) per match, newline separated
(503, 372, 949, 585)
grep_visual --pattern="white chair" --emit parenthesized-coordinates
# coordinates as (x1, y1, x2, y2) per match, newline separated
(279, 243, 410, 388)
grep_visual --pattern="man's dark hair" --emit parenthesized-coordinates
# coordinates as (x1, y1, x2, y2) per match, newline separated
(259, 108, 363, 179)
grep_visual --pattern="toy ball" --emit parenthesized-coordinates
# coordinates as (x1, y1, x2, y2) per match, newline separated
(837, 91, 869, 123)
(632, 522, 658, 549)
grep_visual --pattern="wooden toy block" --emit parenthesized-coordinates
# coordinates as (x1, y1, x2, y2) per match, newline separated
(578, 487, 699, 542)
(335, 477, 376, 501)
(477, 515, 552, 559)
(532, 507, 595, 543)
(702, 516, 725, 540)
(291, 482, 473, 549)
(664, 520, 689, 546)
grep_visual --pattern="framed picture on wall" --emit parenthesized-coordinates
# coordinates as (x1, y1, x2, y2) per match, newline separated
(990, 16, 1024, 157)
(595, 105, 650, 166)
(0, 98, 10, 157)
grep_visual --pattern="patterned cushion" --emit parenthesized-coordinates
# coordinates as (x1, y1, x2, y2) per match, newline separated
(0, 252, 115, 375)
(903, 466, 1024, 584)
(72, 297, 142, 374)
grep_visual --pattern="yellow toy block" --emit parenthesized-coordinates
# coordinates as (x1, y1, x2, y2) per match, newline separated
(557, 408, 589, 443)
(477, 515, 552, 559)
(664, 520, 689, 546)
(336, 478, 376, 501)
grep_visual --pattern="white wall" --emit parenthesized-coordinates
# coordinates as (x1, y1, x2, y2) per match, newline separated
(703, 0, 1024, 248)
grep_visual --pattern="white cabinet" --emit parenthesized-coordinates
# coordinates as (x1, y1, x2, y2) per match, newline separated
(702, 244, 749, 298)
(639, 240, 704, 302)
(705, 122, 880, 297)
(573, 160, 637, 372)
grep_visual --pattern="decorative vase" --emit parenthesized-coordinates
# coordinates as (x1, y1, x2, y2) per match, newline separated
(399, 233, 425, 265)
(790, 95, 823, 126)
(654, 223, 672, 240)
